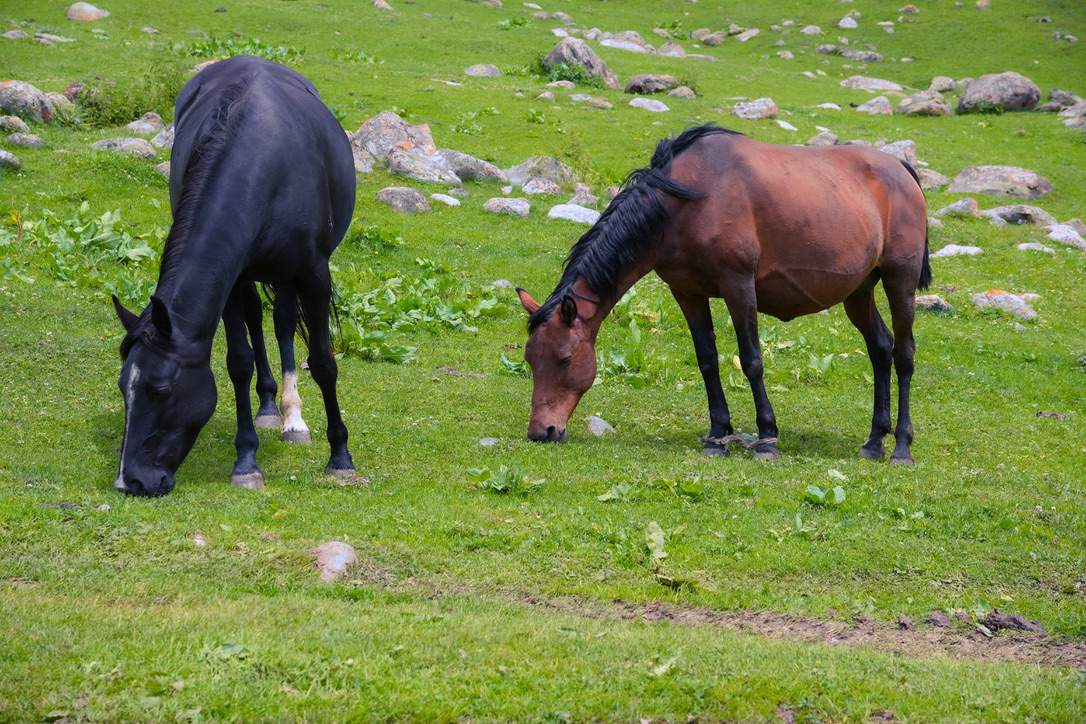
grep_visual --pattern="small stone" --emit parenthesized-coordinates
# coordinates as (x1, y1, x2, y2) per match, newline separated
(800, 25, 821, 35)
(373, 0, 393, 9)
(777, 50, 795, 60)
(154, 160, 170, 177)
(775, 119, 798, 131)
(838, 16, 859, 29)
(732, 97, 779, 120)
(2, 30, 29, 40)
(855, 96, 893, 115)
(917, 169, 949, 191)
(151, 123, 174, 149)
(536, 91, 554, 101)
(840, 75, 904, 92)
(948, 166, 1053, 199)
(193, 531, 207, 547)
(465, 64, 502, 77)
(430, 193, 461, 207)
(586, 415, 615, 436)
(1046, 224, 1086, 251)
(896, 90, 951, 116)
(377, 187, 430, 213)
(0, 115, 29, 133)
(702, 31, 726, 46)
(657, 42, 686, 58)
(879, 139, 917, 164)
(483, 197, 530, 217)
(816, 103, 841, 110)
(735, 28, 760, 42)
(1017, 242, 1053, 253)
(980, 204, 1056, 226)
(5, 132, 44, 148)
(982, 611, 1046, 635)
(568, 183, 598, 207)
(66, 2, 110, 21)
(841, 48, 882, 62)
(479, 437, 500, 447)
(915, 295, 951, 312)
(35, 32, 76, 45)
(91, 137, 155, 158)
(0, 149, 20, 169)
(435, 149, 506, 182)
(141, 26, 159, 34)
(629, 98, 669, 113)
(935, 198, 981, 218)
(625, 74, 677, 94)
(547, 80, 575, 89)
(312, 541, 358, 582)
(125, 111, 164, 135)
(928, 76, 958, 93)
(667, 86, 696, 99)
(492, 279, 513, 288)
(971, 290, 1038, 320)
(807, 130, 838, 146)
(505, 156, 575, 186)
(547, 203, 600, 225)
(523, 176, 562, 195)
(932, 244, 982, 257)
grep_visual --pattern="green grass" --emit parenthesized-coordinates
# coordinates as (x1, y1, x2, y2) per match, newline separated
(2, 0, 1086, 720)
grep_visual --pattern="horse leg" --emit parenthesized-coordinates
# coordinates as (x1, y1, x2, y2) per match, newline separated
(274, 286, 310, 444)
(723, 279, 780, 460)
(672, 291, 734, 456)
(843, 284, 894, 460)
(298, 270, 356, 478)
(223, 284, 264, 489)
(242, 282, 281, 429)
(884, 272, 918, 464)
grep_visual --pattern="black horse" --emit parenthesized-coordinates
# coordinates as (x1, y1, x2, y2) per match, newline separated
(112, 56, 357, 496)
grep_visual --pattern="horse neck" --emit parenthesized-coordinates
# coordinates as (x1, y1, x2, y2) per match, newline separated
(576, 257, 655, 339)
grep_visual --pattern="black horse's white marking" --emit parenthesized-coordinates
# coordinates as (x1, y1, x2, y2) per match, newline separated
(112, 56, 357, 496)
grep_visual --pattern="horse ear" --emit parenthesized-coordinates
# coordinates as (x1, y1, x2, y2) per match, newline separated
(112, 295, 139, 333)
(516, 287, 541, 315)
(559, 293, 578, 325)
(149, 295, 172, 338)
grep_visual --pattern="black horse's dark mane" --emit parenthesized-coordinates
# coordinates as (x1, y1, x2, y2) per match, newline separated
(157, 77, 251, 289)
(528, 124, 740, 331)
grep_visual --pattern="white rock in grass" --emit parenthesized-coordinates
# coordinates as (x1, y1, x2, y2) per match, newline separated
(971, 291, 1038, 320)
(586, 415, 615, 436)
(313, 541, 358, 582)
(125, 111, 163, 135)
(1046, 224, 1086, 251)
(1017, 242, 1054, 253)
(464, 64, 502, 77)
(548, 203, 600, 225)
(841, 76, 904, 93)
(479, 437, 500, 447)
(66, 2, 109, 21)
(732, 97, 779, 120)
(91, 137, 155, 158)
(915, 294, 951, 312)
(0, 149, 20, 169)
(855, 96, 893, 115)
(838, 16, 859, 29)
(932, 244, 982, 257)
(484, 197, 530, 217)
(430, 193, 461, 207)
(775, 119, 798, 131)
(629, 98, 669, 112)
(816, 102, 841, 110)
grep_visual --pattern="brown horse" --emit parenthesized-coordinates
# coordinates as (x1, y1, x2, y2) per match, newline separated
(516, 125, 930, 463)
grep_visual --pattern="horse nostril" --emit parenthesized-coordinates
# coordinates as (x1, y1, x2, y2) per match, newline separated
(546, 425, 556, 440)
(125, 477, 144, 495)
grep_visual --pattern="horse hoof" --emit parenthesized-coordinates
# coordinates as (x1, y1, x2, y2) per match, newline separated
(702, 443, 730, 457)
(282, 430, 311, 444)
(231, 471, 265, 490)
(890, 454, 915, 466)
(859, 446, 884, 461)
(753, 449, 780, 462)
(325, 466, 359, 484)
(254, 414, 282, 429)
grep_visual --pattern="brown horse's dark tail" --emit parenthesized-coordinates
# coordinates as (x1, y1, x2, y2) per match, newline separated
(899, 160, 932, 291)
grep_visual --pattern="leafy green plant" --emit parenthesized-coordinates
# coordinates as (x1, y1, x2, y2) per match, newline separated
(648, 475, 706, 502)
(526, 108, 546, 124)
(497, 17, 529, 30)
(498, 352, 530, 377)
(467, 465, 544, 494)
(330, 48, 378, 64)
(596, 482, 631, 502)
(183, 34, 304, 64)
(804, 484, 846, 507)
(531, 56, 603, 88)
(75, 64, 187, 127)
(342, 221, 404, 252)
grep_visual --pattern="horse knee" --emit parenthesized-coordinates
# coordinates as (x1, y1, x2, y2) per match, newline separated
(226, 347, 255, 378)
(740, 355, 764, 381)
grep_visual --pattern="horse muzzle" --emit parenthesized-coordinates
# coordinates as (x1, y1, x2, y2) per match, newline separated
(527, 424, 567, 443)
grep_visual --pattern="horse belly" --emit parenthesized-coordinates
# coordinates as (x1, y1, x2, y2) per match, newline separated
(755, 265, 873, 321)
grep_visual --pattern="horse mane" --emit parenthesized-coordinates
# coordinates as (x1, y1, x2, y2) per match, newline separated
(529, 123, 740, 331)
(157, 76, 252, 288)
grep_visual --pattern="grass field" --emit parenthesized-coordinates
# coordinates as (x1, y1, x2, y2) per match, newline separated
(2, 0, 1085, 720)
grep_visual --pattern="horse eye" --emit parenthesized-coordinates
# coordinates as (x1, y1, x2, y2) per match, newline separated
(559, 355, 572, 366)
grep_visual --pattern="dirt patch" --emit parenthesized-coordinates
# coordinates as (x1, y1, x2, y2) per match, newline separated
(348, 558, 1086, 670)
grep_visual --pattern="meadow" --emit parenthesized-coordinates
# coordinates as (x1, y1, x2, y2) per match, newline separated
(1, 0, 1085, 720)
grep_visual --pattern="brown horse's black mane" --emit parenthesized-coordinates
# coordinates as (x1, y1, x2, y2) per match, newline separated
(529, 123, 740, 331)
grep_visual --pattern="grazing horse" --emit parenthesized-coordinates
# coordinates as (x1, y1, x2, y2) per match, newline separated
(516, 124, 930, 463)
(111, 56, 357, 496)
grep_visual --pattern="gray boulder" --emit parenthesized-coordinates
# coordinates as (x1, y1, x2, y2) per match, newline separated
(0, 115, 29, 133)
(971, 291, 1038, 320)
(505, 156, 575, 187)
(66, 2, 110, 21)
(958, 72, 1040, 113)
(1046, 224, 1086, 251)
(544, 38, 620, 89)
(896, 91, 951, 116)
(629, 98, 669, 112)
(0, 81, 55, 123)
(657, 43, 686, 58)
(435, 149, 506, 182)
(855, 96, 893, 115)
(548, 203, 600, 225)
(732, 97, 778, 120)
(585, 415, 615, 436)
(667, 86, 696, 99)
(155, 161, 170, 178)
(807, 130, 838, 146)
(879, 140, 917, 164)
(933, 244, 982, 257)
(0, 149, 19, 169)
(918, 168, 950, 190)
(840, 75, 904, 93)
(91, 137, 155, 158)
(928, 76, 958, 93)
(151, 123, 174, 149)
(483, 197, 530, 217)
(625, 74, 676, 94)
(935, 198, 981, 218)
(6, 132, 44, 148)
(386, 146, 460, 185)
(980, 205, 1056, 226)
(464, 64, 501, 77)
(352, 111, 435, 162)
(523, 176, 561, 195)
(948, 165, 1052, 199)
(568, 183, 598, 207)
(125, 111, 163, 135)
(376, 187, 430, 213)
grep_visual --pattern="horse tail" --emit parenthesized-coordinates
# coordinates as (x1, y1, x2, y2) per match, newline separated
(899, 160, 932, 291)
(260, 283, 338, 353)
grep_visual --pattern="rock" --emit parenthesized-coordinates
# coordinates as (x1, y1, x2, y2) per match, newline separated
(1049, 89, 1082, 107)
(544, 38, 620, 89)
(841, 49, 882, 62)
(492, 278, 513, 288)
(800, 25, 821, 35)
(918, 169, 950, 190)
(599, 30, 655, 53)
(154, 160, 170, 177)
(1046, 224, 1086, 251)
(0, 115, 29, 133)
(958, 72, 1040, 113)
(125, 111, 163, 135)
(838, 16, 859, 29)
(629, 98, 669, 113)
(735, 28, 760, 42)
(464, 64, 501, 77)
(855, 96, 893, 115)
(141, 26, 158, 34)
(879, 140, 917, 164)
(505, 156, 575, 187)
(897, 90, 951, 116)
(775, 119, 798, 132)
(91, 137, 155, 158)
(777, 50, 795, 60)
(312, 541, 357, 582)
(901, 4, 919, 13)
(933, 244, 982, 257)
(479, 437, 499, 447)
(547, 80, 575, 90)
(732, 97, 779, 120)
(982, 611, 1046, 635)
(35, 32, 76, 45)
(1017, 242, 1054, 253)
(667, 86, 696, 99)
(0, 81, 55, 123)
(551, 28, 569, 39)
(817, 44, 839, 56)
(927, 217, 944, 228)
(568, 183, 598, 207)
(585, 415, 615, 436)
(948, 166, 1053, 199)
(971, 290, 1038, 320)
(5, 132, 44, 148)
(935, 198, 981, 218)
(387, 146, 460, 185)
(430, 193, 461, 207)
(658, 42, 686, 58)
(691, 28, 712, 42)
(3, 30, 29, 40)
(807, 130, 838, 146)
(980, 205, 1056, 226)
(523, 176, 562, 195)
(548, 203, 600, 225)
(66, 2, 109, 21)
(840, 75, 904, 93)
(536, 91, 554, 101)
(924, 611, 952, 627)
(1065, 218, 1086, 236)
(352, 112, 435, 164)
(377, 186, 430, 213)
(915, 295, 951, 312)
(928, 76, 958, 93)
(625, 74, 676, 94)
(46, 92, 73, 114)
(0, 149, 19, 169)
(350, 140, 376, 174)
(373, 0, 393, 9)
(483, 197, 530, 217)
(816, 103, 841, 111)
(151, 123, 174, 149)
(571, 94, 612, 109)
(435, 149, 506, 182)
